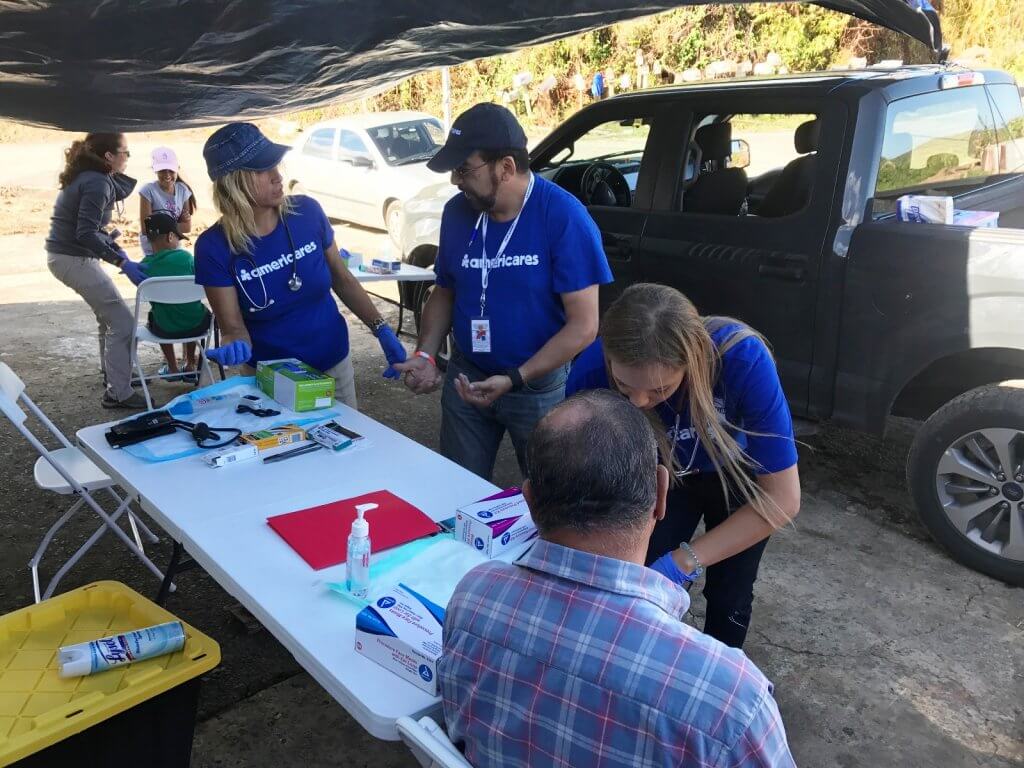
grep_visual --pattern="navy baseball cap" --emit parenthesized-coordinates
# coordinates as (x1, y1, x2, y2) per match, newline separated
(144, 211, 188, 241)
(426, 103, 528, 173)
(203, 122, 290, 180)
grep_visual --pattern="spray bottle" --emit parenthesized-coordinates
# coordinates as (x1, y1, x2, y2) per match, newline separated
(346, 502, 376, 598)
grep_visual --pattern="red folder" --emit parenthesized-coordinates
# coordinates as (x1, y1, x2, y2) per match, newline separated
(266, 490, 440, 570)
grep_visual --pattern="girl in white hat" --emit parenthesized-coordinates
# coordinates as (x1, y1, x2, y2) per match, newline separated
(138, 146, 196, 256)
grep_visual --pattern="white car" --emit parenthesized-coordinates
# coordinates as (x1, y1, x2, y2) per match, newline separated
(286, 111, 445, 243)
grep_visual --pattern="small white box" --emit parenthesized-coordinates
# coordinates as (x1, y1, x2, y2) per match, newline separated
(952, 209, 999, 228)
(896, 194, 954, 224)
(354, 583, 445, 695)
(367, 257, 402, 275)
(203, 443, 258, 468)
(455, 493, 537, 559)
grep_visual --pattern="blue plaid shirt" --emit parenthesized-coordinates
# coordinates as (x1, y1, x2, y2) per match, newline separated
(439, 540, 795, 767)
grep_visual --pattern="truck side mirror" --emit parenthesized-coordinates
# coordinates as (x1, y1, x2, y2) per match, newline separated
(730, 139, 751, 169)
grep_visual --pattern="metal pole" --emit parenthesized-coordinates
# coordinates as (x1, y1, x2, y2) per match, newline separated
(441, 66, 452, 132)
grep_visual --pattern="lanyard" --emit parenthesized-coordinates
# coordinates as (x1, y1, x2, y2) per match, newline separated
(472, 172, 535, 317)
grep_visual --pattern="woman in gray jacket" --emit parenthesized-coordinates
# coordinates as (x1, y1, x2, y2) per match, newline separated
(46, 133, 150, 409)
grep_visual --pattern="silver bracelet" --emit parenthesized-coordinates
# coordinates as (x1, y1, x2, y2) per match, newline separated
(679, 541, 704, 579)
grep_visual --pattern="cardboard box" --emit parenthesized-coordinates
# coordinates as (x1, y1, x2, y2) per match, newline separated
(203, 443, 259, 468)
(256, 358, 334, 411)
(354, 583, 445, 695)
(239, 425, 306, 451)
(367, 257, 402, 275)
(952, 209, 999, 228)
(455, 493, 537, 559)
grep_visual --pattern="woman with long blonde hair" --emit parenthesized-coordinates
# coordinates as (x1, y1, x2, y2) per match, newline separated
(565, 283, 800, 648)
(194, 123, 406, 407)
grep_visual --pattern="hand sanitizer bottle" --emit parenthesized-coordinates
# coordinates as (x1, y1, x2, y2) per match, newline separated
(346, 503, 375, 598)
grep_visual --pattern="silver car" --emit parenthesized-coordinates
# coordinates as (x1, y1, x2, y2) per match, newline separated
(286, 111, 445, 244)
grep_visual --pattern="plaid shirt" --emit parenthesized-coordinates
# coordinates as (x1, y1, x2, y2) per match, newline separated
(439, 539, 795, 767)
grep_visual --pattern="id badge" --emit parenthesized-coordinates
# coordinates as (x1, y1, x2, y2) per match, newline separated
(471, 317, 492, 353)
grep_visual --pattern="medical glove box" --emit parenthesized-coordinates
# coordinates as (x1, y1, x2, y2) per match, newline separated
(256, 358, 334, 411)
(354, 583, 445, 695)
(455, 493, 537, 559)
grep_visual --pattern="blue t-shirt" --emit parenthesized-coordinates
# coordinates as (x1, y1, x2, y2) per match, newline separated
(434, 174, 612, 374)
(194, 195, 348, 372)
(566, 324, 798, 475)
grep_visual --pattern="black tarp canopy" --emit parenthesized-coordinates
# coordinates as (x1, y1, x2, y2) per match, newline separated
(0, 0, 941, 131)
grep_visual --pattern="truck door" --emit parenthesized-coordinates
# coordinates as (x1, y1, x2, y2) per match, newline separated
(635, 98, 845, 414)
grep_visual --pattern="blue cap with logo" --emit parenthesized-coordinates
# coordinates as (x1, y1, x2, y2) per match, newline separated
(427, 103, 528, 173)
(203, 122, 290, 181)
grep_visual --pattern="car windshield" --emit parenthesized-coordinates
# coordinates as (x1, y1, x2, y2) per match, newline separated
(367, 119, 444, 166)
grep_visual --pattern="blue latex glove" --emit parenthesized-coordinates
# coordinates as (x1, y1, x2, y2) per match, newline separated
(119, 259, 148, 286)
(206, 339, 252, 367)
(650, 551, 697, 587)
(376, 325, 407, 380)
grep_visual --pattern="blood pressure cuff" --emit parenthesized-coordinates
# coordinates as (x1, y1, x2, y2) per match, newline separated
(105, 410, 176, 448)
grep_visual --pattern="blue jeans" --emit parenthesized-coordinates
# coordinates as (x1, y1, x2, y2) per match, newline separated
(440, 349, 568, 481)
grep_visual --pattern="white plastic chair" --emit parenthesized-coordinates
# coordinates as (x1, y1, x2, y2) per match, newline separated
(0, 361, 165, 603)
(130, 276, 215, 410)
(397, 716, 473, 768)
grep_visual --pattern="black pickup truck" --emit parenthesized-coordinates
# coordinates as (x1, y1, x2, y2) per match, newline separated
(398, 65, 1024, 586)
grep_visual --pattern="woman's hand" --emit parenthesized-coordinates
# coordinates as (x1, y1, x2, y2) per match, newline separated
(119, 259, 148, 286)
(375, 325, 407, 379)
(206, 339, 252, 366)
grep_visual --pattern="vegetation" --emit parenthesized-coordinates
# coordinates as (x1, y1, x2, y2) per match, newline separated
(293, 0, 1024, 132)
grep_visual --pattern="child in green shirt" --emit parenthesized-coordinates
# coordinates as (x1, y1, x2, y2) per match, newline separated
(141, 212, 211, 379)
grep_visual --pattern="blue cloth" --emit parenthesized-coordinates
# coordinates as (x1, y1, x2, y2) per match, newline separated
(439, 539, 795, 768)
(194, 195, 348, 372)
(566, 323, 797, 475)
(433, 175, 612, 375)
(591, 71, 605, 99)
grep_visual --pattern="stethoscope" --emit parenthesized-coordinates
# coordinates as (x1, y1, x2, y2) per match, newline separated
(230, 214, 303, 314)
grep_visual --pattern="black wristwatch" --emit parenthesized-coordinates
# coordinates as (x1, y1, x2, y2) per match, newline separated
(504, 367, 525, 392)
(369, 317, 388, 336)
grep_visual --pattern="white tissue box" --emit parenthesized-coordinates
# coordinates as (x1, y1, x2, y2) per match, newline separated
(455, 493, 538, 559)
(354, 583, 445, 695)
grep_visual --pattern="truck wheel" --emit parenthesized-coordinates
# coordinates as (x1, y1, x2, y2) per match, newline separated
(907, 383, 1024, 586)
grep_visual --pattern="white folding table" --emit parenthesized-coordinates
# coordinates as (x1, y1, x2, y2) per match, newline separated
(76, 401, 502, 740)
(349, 262, 434, 337)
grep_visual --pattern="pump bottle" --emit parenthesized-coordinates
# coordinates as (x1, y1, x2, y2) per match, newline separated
(346, 503, 375, 597)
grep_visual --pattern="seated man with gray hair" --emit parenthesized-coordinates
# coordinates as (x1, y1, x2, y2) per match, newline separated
(438, 389, 795, 767)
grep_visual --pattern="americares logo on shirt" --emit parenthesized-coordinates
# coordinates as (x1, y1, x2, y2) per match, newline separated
(237, 239, 318, 281)
(460, 252, 540, 269)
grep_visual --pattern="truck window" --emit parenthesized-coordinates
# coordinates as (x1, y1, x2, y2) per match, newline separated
(536, 117, 652, 207)
(874, 86, 1008, 211)
(679, 113, 818, 217)
(986, 84, 1024, 175)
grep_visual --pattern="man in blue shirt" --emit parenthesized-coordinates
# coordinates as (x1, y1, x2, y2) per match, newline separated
(394, 103, 612, 480)
(439, 390, 795, 767)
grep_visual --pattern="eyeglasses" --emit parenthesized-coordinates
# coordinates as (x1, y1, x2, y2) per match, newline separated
(452, 160, 490, 179)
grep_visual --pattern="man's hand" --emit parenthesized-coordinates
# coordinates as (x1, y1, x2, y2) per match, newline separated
(454, 373, 512, 408)
(393, 355, 442, 395)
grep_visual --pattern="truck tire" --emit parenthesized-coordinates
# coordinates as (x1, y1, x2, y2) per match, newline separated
(907, 382, 1024, 586)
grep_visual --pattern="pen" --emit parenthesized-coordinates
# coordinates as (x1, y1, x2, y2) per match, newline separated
(263, 443, 323, 464)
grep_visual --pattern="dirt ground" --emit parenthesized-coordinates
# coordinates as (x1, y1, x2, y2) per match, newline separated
(0, 132, 1021, 767)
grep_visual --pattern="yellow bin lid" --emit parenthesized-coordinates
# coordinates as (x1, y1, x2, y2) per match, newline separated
(0, 581, 220, 765)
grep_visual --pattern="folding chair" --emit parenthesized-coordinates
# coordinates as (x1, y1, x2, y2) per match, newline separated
(130, 276, 216, 410)
(0, 361, 165, 603)
(397, 716, 473, 768)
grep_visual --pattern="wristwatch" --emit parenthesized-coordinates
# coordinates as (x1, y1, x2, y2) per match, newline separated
(504, 367, 525, 392)
(369, 317, 388, 336)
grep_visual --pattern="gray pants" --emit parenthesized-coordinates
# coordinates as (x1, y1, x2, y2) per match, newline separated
(47, 252, 135, 400)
